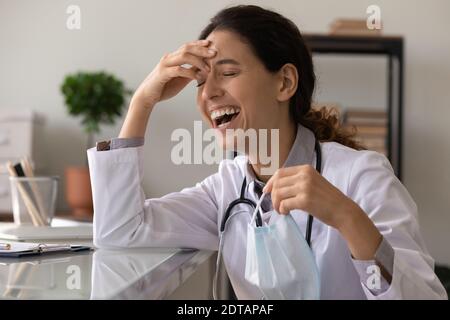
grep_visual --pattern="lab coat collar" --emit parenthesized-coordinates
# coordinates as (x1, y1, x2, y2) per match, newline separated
(244, 124, 317, 186)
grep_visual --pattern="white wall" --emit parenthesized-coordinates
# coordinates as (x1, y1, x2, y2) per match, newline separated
(1, 0, 449, 265)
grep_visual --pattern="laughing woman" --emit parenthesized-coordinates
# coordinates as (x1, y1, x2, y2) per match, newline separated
(88, 5, 447, 299)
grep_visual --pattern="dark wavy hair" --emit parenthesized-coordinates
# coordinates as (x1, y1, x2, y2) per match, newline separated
(199, 5, 364, 150)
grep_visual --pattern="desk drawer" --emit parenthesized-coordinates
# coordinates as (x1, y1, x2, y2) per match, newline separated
(0, 121, 33, 158)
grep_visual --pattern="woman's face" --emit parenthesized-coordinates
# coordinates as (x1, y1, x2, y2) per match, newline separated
(196, 30, 285, 152)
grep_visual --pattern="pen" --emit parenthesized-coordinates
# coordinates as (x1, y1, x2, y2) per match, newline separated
(0, 243, 11, 250)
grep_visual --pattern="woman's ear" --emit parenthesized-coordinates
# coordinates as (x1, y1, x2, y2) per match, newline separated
(276, 63, 298, 102)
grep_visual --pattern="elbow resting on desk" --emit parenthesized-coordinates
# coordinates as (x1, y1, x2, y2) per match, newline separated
(88, 146, 150, 249)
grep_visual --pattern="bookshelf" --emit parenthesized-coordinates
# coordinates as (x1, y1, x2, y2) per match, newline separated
(304, 34, 404, 180)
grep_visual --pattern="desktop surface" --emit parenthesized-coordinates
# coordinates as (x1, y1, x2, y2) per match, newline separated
(0, 246, 213, 299)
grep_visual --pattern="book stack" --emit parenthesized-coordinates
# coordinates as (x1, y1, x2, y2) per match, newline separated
(343, 108, 388, 155)
(329, 19, 382, 36)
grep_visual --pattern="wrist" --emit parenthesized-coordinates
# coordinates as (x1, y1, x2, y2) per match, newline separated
(334, 198, 362, 231)
(118, 98, 153, 139)
(130, 95, 154, 113)
(336, 201, 382, 260)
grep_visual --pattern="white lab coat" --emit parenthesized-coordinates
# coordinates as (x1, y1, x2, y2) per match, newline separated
(87, 132, 447, 300)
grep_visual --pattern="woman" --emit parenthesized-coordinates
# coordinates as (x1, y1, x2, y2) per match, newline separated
(88, 5, 447, 299)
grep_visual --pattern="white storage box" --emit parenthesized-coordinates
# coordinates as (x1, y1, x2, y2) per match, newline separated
(0, 109, 45, 214)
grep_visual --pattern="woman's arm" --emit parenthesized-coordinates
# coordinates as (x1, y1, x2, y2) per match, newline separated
(88, 40, 219, 249)
(88, 145, 220, 250)
(335, 201, 383, 261)
(346, 152, 447, 299)
(264, 151, 447, 299)
(118, 98, 153, 139)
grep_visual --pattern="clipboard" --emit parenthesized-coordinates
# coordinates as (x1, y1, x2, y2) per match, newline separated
(0, 242, 92, 258)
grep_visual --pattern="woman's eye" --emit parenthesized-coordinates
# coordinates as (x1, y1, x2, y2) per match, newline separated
(196, 72, 237, 87)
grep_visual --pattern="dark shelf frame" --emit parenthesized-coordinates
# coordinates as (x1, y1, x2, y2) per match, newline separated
(304, 34, 404, 180)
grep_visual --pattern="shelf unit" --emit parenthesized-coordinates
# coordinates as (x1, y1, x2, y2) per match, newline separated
(304, 34, 404, 180)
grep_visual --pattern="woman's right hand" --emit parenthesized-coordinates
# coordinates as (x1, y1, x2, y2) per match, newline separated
(132, 39, 217, 109)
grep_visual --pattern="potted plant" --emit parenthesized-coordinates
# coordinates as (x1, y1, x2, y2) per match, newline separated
(61, 71, 130, 217)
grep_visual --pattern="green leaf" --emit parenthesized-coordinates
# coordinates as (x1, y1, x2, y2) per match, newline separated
(60, 71, 132, 135)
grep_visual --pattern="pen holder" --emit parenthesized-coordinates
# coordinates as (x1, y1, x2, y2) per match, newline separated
(9, 176, 59, 226)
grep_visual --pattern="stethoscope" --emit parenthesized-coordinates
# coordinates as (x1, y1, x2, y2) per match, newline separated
(213, 138, 322, 299)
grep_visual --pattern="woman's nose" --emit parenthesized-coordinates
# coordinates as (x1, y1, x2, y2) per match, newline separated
(201, 75, 224, 101)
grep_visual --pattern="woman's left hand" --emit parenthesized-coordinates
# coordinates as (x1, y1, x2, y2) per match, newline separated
(263, 164, 360, 230)
(263, 165, 384, 261)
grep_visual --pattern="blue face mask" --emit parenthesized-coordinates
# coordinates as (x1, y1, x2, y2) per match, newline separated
(244, 193, 321, 300)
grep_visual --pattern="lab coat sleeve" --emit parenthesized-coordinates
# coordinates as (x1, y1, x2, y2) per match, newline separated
(347, 150, 448, 299)
(87, 146, 219, 251)
(351, 236, 393, 295)
(110, 137, 145, 149)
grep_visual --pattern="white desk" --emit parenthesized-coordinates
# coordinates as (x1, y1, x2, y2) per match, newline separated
(0, 247, 214, 299)
(0, 219, 214, 299)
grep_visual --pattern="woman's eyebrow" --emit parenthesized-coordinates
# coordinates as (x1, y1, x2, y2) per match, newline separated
(214, 58, 241, 66)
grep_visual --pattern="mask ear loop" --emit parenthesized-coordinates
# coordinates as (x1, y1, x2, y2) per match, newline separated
(214, 192, 267, 299)
(250, 192, 266, 226)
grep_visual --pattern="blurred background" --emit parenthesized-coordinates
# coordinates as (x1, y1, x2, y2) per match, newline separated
(0, 0, 449, 276)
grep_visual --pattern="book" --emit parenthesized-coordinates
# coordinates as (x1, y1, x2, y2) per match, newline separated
(0, 241, 91, 258)
(343, 124, 387, 136)
(329, 28, 382, 37)
(356, 136, 386, 149)
(329, 18, 382, 36)
(344, 109, 387, 126)
(344, 118, 387, 126)
(345, 109, 387, 119)
(331, 19, 368, 28)
(341, 108, 388, 154)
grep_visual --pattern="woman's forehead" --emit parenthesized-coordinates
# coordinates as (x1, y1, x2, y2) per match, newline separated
(205, 30, 253, 64)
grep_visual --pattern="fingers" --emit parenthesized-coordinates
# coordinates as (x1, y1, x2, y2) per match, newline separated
(184, 40, 217, 58)
(273, 174, 300, 189)
(162, 40, 217, 72)
(273, 190, 308, 215)
(263, 169, 295, 193)
(263, 165, 314, 193)
(163, 52, 210, 73)
(262, 165, 317, 214)
(271, 185, 297, 214)
(278, 197, 299, 215)
(166, 65, 198, 81)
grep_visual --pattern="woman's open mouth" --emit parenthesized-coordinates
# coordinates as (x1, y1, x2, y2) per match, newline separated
(210, 106, 241, 129)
